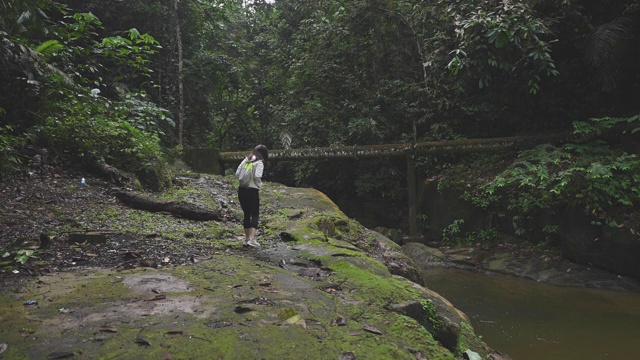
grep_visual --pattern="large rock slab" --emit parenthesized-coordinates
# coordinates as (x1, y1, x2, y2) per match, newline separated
(560, 209, 640, 281)
(0, 177, 497, 360)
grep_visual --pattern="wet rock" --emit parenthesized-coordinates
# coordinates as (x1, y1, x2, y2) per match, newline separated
(391, 297, 463, 353)
(367, 230, 424, 285)
(560, 209, 640, 281)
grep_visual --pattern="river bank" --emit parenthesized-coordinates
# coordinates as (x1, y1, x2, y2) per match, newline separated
(402, 241, 640, 292)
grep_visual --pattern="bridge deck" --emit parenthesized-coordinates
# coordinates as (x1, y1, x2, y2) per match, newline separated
(218, 133, 570, 162)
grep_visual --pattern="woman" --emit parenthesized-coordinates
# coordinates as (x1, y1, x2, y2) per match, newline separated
(236, 144, 268, 247)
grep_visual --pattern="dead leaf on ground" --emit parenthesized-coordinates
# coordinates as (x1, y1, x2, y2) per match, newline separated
(363, 325, 383, 335)
(134, 337, 151, 346)
(47, 352, 75, 359)
(251, 297, 274, 305)
(282, 314, 301, 325)
(280, 314, 307, 328)
(98, 325, 118, 333)
(145, 294, 166, 301)
(331, 315, 347, 326)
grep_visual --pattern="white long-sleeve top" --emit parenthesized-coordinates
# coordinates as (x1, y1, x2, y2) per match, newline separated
(235, 156, 264, 189)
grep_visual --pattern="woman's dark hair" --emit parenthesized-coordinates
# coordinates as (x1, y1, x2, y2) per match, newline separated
(251, 144, 268, 161)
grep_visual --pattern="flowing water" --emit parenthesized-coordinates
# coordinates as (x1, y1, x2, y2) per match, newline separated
(422, 268, 640, 360)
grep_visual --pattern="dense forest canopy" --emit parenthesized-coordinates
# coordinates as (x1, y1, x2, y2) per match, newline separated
(1, 0, 639, 235)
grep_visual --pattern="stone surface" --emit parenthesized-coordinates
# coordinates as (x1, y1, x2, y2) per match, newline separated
(0, 175, 496, 360)
(560, 208, 640, 280)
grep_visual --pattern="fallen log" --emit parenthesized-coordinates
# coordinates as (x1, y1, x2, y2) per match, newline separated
(113, 190, 221, 221)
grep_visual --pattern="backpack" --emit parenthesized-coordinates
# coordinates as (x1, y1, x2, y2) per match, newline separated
(237, 161, 255, 187)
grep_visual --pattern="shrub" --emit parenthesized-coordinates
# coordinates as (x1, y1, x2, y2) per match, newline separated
(467, 115, 640, 235)
(43, 84, 168, 177)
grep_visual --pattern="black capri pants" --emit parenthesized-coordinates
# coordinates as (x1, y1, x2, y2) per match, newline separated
(238, 186, 260, 229)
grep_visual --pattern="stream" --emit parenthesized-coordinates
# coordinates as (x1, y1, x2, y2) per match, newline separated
(422, 268, 640, 360)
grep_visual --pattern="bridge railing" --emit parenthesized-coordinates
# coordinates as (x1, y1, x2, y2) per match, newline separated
(217, 133, 570, 163)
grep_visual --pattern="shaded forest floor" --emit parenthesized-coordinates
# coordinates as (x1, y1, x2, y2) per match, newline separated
(0, 162, 245, 289)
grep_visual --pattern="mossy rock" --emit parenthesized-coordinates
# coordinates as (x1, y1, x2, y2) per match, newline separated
(135, 158, 172, 192)
(0, 173, 499, 359)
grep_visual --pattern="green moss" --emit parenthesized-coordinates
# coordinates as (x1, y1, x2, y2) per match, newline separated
(455, 321, 488, 357)
(327, 260, 414, 304)
(0, 173, 492, 359)
(385, 314, 453, 360)
(317, 306, 453, 360)
(419, 299, 444, 332)
(0, 295, 31, 359)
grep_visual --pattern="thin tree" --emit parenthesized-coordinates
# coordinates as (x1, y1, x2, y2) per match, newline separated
(173, 0, 185, 147)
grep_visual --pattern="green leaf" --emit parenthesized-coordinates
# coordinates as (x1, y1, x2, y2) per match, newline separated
(128, 28, 141, 40)
(35, 40, 63, 59)
(277, 308, 297, 321)
(464, 349, 482, 360)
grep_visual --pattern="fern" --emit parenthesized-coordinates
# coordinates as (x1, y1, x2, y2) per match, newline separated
(585, 17, 633, 92)
(280, 130, 292, 149)
(35, 39, 63, 60)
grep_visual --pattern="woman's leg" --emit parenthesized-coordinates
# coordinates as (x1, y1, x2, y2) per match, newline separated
(248, 190, 260, 246)
(249, 191, 260, 230)
(238, 188, 255, 243)
(239, 187, 260, 246)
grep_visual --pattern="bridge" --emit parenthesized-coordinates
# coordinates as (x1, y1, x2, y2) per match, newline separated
(185, 133, 570, 240)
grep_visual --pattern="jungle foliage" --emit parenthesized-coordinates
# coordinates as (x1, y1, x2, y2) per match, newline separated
(464, 115, 640, 239)
(1, 0, 639, 236)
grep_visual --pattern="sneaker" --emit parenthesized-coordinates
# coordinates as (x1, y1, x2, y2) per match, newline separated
(247, 239, 261, 248)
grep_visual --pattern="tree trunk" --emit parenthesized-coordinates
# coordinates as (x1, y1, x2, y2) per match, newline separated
(113, 190, 223, 221)
(173, 0, 185, 147)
